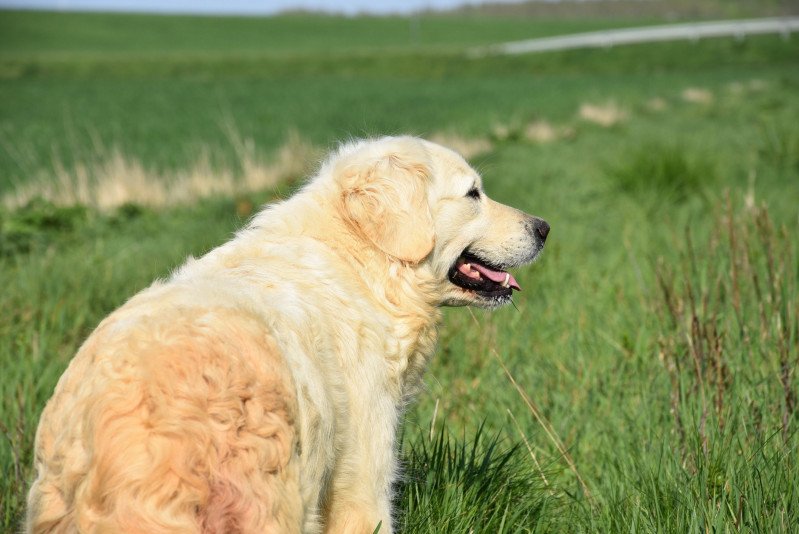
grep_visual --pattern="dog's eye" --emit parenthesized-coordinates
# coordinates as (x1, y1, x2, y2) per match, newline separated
(466, 188, 481, 200)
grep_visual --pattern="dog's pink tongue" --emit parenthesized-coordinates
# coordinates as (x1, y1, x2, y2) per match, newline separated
(471, 263, 521, 291)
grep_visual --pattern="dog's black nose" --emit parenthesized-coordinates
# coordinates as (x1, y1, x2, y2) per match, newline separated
(534, 219, 550, 242)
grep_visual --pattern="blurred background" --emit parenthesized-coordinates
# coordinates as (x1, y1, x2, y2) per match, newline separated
(1, 0, 798, 531)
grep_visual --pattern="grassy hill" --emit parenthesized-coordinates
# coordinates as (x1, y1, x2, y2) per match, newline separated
(1, 9, 798, 532)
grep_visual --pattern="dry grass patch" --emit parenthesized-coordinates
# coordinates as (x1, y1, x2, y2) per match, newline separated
(428, 133, 493, 160)
(645, 97, 668, 112)
(578, 102, 628, 127)
(488, 120, 574, 144)
(2, 132, 319, 211)
(681, 87, 714, 104)
(727, 79, 770, 97)
(727, 81, 747, 95)
(490, 122, 514, 142)
(524, 120, 558, 143)
(748, 78, 769, 92)
(523, 120, 575, 144)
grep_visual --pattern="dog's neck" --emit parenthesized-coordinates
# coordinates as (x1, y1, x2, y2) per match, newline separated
(243, 189, 442, 401)
(316, 195, 443, 401)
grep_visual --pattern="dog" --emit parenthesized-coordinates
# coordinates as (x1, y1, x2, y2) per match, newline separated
(26, 136, 549, 533)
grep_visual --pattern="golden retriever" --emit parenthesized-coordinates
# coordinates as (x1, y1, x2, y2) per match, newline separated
(26, 136, 549, 533)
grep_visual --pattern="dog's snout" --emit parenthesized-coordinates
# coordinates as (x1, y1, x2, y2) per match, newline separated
(532, 218, 550, 242)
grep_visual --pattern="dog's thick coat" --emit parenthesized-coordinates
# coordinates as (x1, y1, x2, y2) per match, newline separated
(27, 137, 547, 533)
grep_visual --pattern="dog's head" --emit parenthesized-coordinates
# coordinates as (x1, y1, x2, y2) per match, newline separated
(332, 136, 548, 308)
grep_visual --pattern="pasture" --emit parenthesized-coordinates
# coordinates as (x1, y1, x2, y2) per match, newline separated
(1, 9, 798, 532)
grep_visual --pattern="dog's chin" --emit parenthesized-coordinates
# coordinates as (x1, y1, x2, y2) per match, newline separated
(442, 290, 513, 309)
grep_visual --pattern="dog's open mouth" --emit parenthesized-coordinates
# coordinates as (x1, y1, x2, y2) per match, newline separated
(448, 251, 521, 299)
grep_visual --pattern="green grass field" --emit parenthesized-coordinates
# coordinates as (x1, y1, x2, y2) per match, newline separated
(1, 9, 798, 532)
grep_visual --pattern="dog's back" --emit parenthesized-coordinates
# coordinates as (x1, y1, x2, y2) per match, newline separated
(26, 280, 303, 533)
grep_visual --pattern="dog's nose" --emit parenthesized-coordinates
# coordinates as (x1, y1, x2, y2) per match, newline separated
(534, 218, 550, 242)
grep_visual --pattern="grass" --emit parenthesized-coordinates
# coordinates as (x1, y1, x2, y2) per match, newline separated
(0, 10, 653, 58)
(1, 9, 799, 533)
(396, 424, 550, 532)
(606, 142, 717, 201)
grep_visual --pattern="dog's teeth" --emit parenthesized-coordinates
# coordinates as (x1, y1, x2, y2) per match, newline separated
(501, 273, 510, 288)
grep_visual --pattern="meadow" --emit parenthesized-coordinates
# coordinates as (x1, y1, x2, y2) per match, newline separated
(1, 9, 798, 532)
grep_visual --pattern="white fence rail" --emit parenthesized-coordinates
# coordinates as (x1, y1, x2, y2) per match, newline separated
(469, 18, 799, 57)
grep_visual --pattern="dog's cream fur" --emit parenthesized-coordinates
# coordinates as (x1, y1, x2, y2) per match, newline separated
(26, 136, 546, 533)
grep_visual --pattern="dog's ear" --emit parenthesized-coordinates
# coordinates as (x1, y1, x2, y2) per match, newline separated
(338, 138, 434, 264)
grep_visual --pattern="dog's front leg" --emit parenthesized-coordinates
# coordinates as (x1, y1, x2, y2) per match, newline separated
(323, 395, 398, 534)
